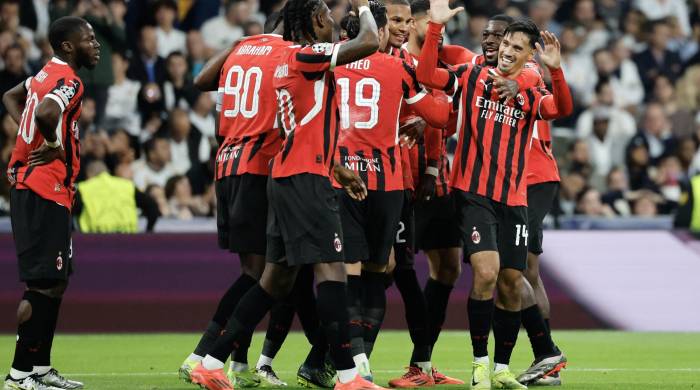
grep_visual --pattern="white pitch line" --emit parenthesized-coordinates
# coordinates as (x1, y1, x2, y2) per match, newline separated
(58, 368, 700, 377)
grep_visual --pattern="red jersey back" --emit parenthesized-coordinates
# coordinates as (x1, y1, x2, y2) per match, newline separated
(528, 120, 560, 185)
(272, 42, 342, 179)
(450, 63, 549, 206)
(334, 51, 428, 191)
(215, 34, 289, 178)
(8, 57, 83, 210)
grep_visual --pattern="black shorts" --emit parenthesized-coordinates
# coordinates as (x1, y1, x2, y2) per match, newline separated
(455, 190, 528, 271)
(216, 174, 268, 255)
(266, 174, 344, 266)
(10, 189, 73, 282)
(338, 189, 403, 265)
(527, 182, 559, 255)
(415, 193, 462, 251)
(393, 190, 415, 270)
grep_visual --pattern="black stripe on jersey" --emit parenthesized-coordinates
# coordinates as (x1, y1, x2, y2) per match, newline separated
(356, 150, 369, 187)
(458, 67, 479, 176)
(23, 166, 35, 181)
(513, 90, 538, 194)
(339, 146, 349, 166)
(388, 146, 397, 173)
(398, 49, 407, 60)
(296, 53, 331, 64)
(468, 68, 491, 193)
(401, 62, 421, 92)
(230, 136, 251, 175)
(62, 103, 80, 187)
(499, 97, 524, 204)
(484, 100, 506, 199)
(302, 71, 326, 81)
(247, 133, 268, 162)
(373, 148, 385, 191)
(281, 130, 295, 162)
(322, 77, 335, 164)
(330, 107, 340, 175)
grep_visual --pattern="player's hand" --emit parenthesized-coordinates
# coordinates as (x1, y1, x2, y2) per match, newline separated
(489, 69, 519, 103)
(28, 142, 66, 167)
(416, 173, 436, 202)
(428, 0, 464, 24)
(333, 165, 368, 201)
(350, 0, 370, 12)
(399, 117, 426, 147)
(536, 31, 561, 70)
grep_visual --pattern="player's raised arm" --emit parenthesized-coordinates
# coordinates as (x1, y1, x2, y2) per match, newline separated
(2, 79, 28, 124)
(334, 0, 380, 66)
(535, 31, 573, 119)
(439, 44, 475, 65)
(415, 0, 463, 90)
(194, 45, 236, 91)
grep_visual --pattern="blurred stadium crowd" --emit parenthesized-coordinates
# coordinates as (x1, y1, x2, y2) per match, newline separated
(0, 0, 699, 222)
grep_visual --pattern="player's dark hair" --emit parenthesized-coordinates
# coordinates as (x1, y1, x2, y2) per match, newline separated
(48, 16, 88, 53)
(343, 0, 387, 39)
(281, 0, 324, 43)
(504, 17, 540, 49)
(264, 11, 283, 33)
(490, 14, 514, 24)
(410, 0, 430, 16)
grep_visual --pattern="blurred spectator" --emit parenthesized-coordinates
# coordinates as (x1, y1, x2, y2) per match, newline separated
(633, 19, 683, 97)
(559, 23, 597, 106)
(575, 186, 615, 217)
(127, 25, 166, 86)
(0, 0, 40, 62)
(570, 0, 609, 55)
(154, 0, 186, 58)
(189, 93, 216, 139)
(602, 167, 632, 216)
(163, 51, 198, 111)
(104, 52, 141, 136)
(596, 0, 627, 32)
(132, 136, 175, 190)
(0, 44, 29, 116)
(598, 41, 645, 109)
(655, 155, 683, 211)
(631, 189, 661, 217)
(167, 108, 210, 192)
(200, 0, 247, 52)
(78, 97, 97, 135)
(146, 183, 170, 218)
(653, 75, 695, 138)
(528, 0, 561, 36)
(675, 65, 700, 113)
(634, 0, 691, 38)
(243, 20, 264, 37)
(621, 9, 647, 53)
(164, 174, 210, 220)
(626, 136, 657, 191)
(567, 139, 593, 180)
(676, 137, 698, 179)
(451, 10, 488, 53)
(576, 78, 636, 180)
(629, 102, 677, 164)
(186, 31, 209, 78)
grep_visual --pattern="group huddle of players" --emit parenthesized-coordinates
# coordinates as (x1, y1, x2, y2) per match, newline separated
(3, 0, 574, 390)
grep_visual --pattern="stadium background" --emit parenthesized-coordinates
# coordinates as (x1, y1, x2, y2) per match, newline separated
(0, 0, 699, 333)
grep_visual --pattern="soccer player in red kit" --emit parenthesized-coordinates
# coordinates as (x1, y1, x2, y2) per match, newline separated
(416, 1, 573, 388)
(189, 0, 386, 389)
(3, 16, 100, 390)
(333, 1, 451, 382)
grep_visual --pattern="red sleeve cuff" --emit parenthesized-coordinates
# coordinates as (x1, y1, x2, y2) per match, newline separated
(549, 67, 564, 80)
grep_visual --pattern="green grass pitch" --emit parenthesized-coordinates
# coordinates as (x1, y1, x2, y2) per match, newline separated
(1, 331, 699, 389)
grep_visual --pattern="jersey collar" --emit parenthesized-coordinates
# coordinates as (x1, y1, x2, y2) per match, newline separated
(50, 56, 68, 65)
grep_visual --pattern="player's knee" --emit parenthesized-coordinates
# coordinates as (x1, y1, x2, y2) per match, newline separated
(240, 253, 266, 279)
(473, 266, 498, 290)
(17, 300, 32, 324)
(437, 258, 461, 285)
(497, 270, 523, 299)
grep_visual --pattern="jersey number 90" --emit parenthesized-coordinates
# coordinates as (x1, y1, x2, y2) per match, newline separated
(223, 66, 262, 118)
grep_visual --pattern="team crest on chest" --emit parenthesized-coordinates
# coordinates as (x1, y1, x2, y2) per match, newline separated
(516, 93, 525, 106)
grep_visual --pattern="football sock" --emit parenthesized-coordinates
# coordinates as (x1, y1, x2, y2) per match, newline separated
(202, 355, 225, 370)
(493, 307, 521, 365)
(232, 332, 251, 365)
(316, 281, 355, 371)
(187, 353, 203, 362)
(256, 355, 273, 370)
(293, 266, 320, 345)
(361, 270, 386, 358)
(261, 301, 295, 360)
(394, 268, 431, 364)
(467, 298, 493, 358)
(230, 361, 248, 372)
(414, 361, 432, 373)
(35, 296, 61, 368)
(521, 304, 556, 358)
(425, 278, 453, 348)
(346, 274, 365, 358)
(13, 291, 51, 374)
(208, 284, 276, 363)
(194, 274, 257, 357)
(474, 356, 489, 364)
(544, 318, 551, 333)
(494, 363, 509, 373)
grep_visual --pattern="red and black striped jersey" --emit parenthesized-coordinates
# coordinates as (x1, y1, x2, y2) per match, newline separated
(333, 51, 446, 191)
(8, 57, 84, 210)
(215, 34, 289, 179)
(272, 42, 342, 179)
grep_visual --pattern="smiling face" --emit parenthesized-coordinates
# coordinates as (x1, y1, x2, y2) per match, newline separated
(497, 31, 533, 75)
(481, 20, 508, 66)
(386, 3, 412, 48)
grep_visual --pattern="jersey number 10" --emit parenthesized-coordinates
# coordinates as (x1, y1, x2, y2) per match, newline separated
(223, 65, 262, 118)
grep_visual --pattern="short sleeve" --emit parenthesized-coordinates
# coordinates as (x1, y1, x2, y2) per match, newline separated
(291, 43, 341, 75)
(24, 77, 32, 90)
(45, 78, 82, 112)
(534, 87, 551, 120)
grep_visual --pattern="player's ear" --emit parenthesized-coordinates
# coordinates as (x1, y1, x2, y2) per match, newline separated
(60, 40, 74, 55)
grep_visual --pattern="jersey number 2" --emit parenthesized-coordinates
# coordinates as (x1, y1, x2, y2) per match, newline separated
(337, 77, 380, 129)
(223, 66, 262, 118)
